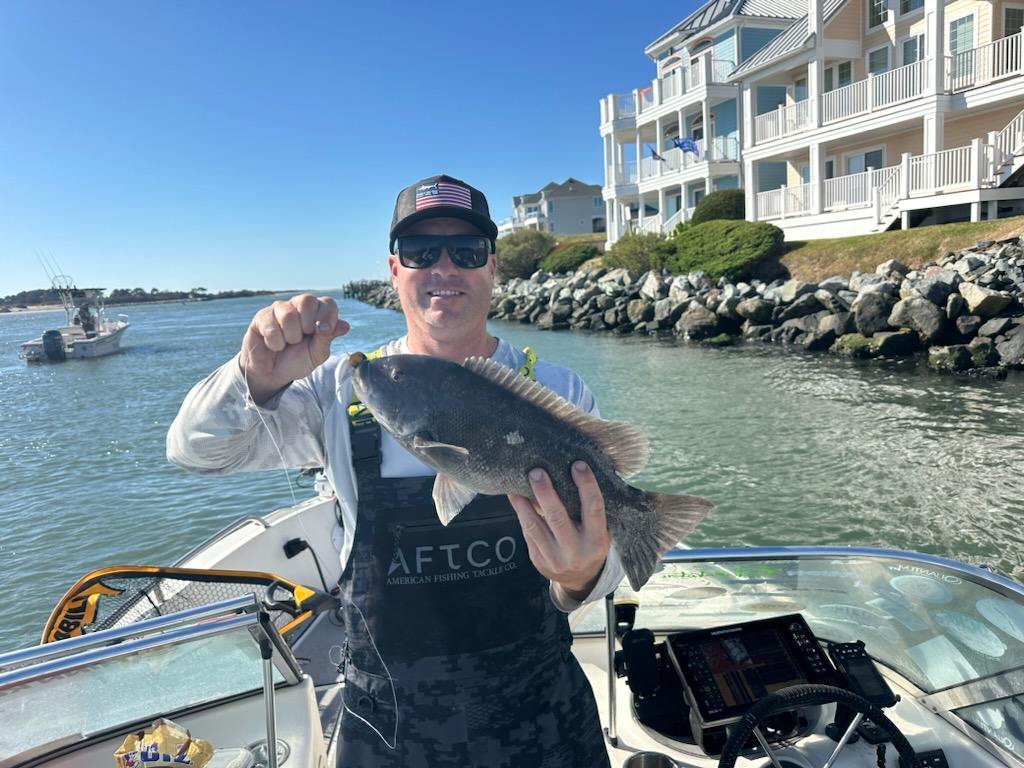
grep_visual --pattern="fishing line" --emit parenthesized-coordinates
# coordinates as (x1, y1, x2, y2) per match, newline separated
(242, 346, 400, 752)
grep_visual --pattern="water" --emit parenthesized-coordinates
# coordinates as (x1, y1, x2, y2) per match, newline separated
(2, 294, 1023, 652)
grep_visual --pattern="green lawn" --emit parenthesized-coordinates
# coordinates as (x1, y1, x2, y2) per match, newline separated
(780, 216, 1024, 282)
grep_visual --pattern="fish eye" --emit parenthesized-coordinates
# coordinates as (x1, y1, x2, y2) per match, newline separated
(389, 369, 402, 382)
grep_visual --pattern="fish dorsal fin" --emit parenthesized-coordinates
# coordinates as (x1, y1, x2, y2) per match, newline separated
(463, 356, 649, 477)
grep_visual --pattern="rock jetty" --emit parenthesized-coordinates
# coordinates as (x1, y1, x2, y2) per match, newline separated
(342, 237, 1024, 375)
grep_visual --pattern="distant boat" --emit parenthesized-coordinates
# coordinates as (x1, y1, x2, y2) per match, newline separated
(19, 274, 129, 363)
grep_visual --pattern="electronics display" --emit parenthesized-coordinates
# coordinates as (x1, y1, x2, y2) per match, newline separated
(666, 613, 838, 728)
(827, 641, 898, 708)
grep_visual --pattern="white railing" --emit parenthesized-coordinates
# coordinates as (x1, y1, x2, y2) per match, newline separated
(610, 159, 638, 185)
(996, 108, 1024, 160)
(820, 60, 927, 124)
(821, 165, 900, 212)
(710, 135, 740, 161)
(661, 139, 707, 175)
(784, 182, 814, 216)
(637, 215, 663, 234)
(614, 93, 635, 119)
(875, 165, 902, 212)
(686, 64, 705, 90)
(661, 209, 684, 233)
(909, 145, 973, 195)
(948, 31, 1023, 91)
(661, 71, 680, 100)
(712, 59, 735, 83)
(754, 99, 812, 144)
(756, 188, 783, 219)
(639, 87, 655, 113)
(640, 155, 661, 180)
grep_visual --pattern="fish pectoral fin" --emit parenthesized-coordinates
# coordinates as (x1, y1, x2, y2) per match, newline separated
(412, 435, 470, 461)
(432, 474, 478, 526)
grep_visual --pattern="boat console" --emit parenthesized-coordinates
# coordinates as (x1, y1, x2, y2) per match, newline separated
(609, 605, 950, 767)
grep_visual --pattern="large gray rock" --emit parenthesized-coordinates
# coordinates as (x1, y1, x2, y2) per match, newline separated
(687, 271, 712, 293)
(716, 296, 742, 321)
(906, 273, 959, 306)
(946, 292, 966, 320)
(855, 292, 896, 336)
(675, 302, 721, 340)
(780, 280, 817, 304)
(735, 298, 774, 324)
(959, 282, 1013, 316)
(819, 311, 857, 337)
(996, 333, 1024, 367)
(876, 259, 910, 277)
(850, 273, 886, 292)
(668, 276, 692, 303)
(872, 330, 919, 357)
(889, 296, 946, 344)
(818, 276, 850, 294)
(956, 315, 984, 336)
(814, 288, 850, 313)
(978, 317, 1015, 337)
(653, 297, 689, 326)
(639, 271, 666, 301)
(598, 267, 637, 287)
(777, 293, 824, 322)
(626, 298, 654, 324)
(743, 323, 774, 340)
(928, 345, 974, 372)
(969, 337, 999, 367)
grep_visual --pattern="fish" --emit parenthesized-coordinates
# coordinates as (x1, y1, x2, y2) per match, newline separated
(349, 352, 712, 590)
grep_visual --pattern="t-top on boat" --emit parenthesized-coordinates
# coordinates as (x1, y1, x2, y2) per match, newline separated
(19, 275, 129, 363)
(2, 490, 1023, 768)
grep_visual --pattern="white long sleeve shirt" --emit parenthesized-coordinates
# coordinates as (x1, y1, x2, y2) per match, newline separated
(166, 336, 625, 611)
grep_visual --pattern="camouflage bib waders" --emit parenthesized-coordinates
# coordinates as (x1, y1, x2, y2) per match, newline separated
(337, 376, 610, 768)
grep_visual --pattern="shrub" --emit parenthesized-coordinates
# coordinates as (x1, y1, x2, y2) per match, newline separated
(539, 243, 600, 274)
(690, 189, 746, 226)
(666, 220, 783, 281)
(495, 230, 556, 280)
(603, 232, 676, 273)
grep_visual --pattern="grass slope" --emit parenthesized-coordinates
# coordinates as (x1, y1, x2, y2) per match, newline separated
(782, 216, 1024, 282)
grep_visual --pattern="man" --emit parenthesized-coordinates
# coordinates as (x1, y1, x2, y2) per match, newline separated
(167, 174, 622, 767)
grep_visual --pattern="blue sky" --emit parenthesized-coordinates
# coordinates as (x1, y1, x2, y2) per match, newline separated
(0, 1, 693, 294)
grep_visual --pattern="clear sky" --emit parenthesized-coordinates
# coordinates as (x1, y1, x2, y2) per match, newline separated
(0, 1, 693, 295)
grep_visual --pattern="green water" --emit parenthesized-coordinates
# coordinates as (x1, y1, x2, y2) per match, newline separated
(1, 294, 1022, 652)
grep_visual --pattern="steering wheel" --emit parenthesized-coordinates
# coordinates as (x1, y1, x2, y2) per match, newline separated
(717, 684, 920, 768)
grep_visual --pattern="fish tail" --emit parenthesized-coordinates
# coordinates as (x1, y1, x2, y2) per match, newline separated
(619, 492, 713, 591)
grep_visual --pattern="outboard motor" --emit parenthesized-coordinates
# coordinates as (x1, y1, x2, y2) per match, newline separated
(42, 330, 66, 362)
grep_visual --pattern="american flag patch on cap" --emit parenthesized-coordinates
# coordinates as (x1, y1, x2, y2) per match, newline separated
(415, 181, 473, 211)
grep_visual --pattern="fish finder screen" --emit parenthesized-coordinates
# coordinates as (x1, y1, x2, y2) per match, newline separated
(698, 629, 806, 708)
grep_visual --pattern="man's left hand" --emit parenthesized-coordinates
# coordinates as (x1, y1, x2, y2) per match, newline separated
(508, 461, 610, 602)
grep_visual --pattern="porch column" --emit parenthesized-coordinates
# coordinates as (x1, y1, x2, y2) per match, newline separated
(988, 200, 999, 219)
(741, 82, 754, 149)
(702, 99, 713, 159)
(606, 200, 615, 243)
(809, 142, 824, 214)
(638, 193, 646, 227)
(635, 130, 642, 181)
(602, 135, 611, 186)
(925, 0, 946, 94)
(923, 113, 944, 154)
(655, 116, 664, 176)
(745, 158, 758, 220)
(808, 0, 823, 128)
(658, 188, 667, 230)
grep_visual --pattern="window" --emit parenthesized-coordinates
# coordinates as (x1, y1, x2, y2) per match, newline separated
(794, 77, 808, 101)
(902, 34, 925, 64)
(1006, 7, 1024, 36)
(825, 158, 836, 179)
(547, 201, 554, 214)
(799, 163, 811, 184)
(899, 0, 923, 14)
(869, 0, 887, 27)
(949, 14, 975, 77)
(593, 196, 602, 208)
(868, 46, 890, 74)
(846, 148, 885, 174)
(824, 61, 854, 91)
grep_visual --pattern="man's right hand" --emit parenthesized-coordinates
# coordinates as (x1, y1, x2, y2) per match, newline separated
(240, 294, 350, 405)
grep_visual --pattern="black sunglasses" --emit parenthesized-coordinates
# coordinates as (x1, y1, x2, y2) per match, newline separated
(394, 235, 493, 269)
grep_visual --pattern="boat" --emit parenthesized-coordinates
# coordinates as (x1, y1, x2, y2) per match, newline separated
(19, 274, 129, 363)
(2, 488, 1023, 768)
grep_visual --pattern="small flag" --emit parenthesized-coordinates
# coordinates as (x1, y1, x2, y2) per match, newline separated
(415, 181, 473, 211)
(646, 144, 666, 162)
(673, 137, 701, 158)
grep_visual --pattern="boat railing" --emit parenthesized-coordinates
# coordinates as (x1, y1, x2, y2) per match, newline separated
(0, 594, 302, 768)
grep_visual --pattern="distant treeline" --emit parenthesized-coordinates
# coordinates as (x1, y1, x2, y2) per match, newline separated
(1, 287, 275, 309)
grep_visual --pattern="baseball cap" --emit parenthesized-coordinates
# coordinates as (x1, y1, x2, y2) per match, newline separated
(389, 174, 499, 253)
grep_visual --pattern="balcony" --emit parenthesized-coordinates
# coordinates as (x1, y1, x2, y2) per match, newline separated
(606, 159, 639, 186)
(600, 54, 737, 126)
(637, 136, 740, 182)
(754, 99, 812, 144)
(948, 30, 1023, 91)
(820, 60, 929, 125)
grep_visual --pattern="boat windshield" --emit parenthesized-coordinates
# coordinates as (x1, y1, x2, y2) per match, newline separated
(0, 596, 298, 764)
(572, 547, 1024, 760)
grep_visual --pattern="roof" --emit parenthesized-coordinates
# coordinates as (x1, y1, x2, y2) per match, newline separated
(731, 0, 846, 77)
(514, 178, 599, 205)
(647, 0, 801, 53)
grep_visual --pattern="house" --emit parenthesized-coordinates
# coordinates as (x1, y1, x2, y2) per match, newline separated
(599, 0, 1024, 245)
(497, 178, 606, 238)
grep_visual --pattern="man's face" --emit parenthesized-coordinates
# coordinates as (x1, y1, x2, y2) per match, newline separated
(389, 217, 496, 341)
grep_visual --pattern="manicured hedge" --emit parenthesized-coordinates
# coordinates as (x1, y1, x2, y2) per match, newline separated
(690, 189, 745, 226)
(495, 230, 556, 280)
(666, 220, 783, 281)
(539, 243, 600, 274)
(603, 232, 676, 273)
